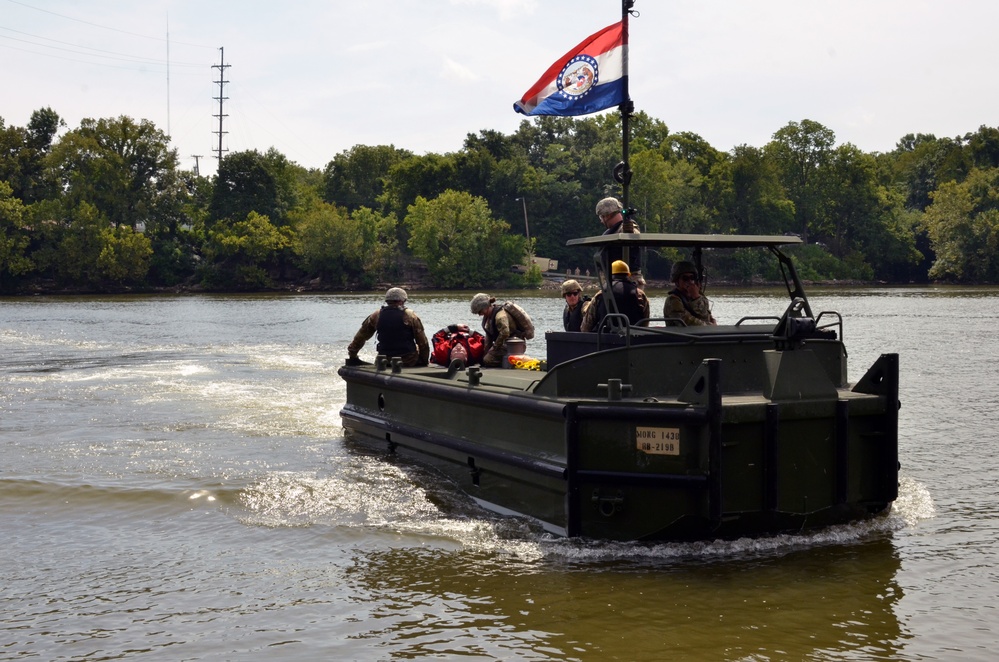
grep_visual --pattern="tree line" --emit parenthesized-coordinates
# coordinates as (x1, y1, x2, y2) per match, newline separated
(3, 106, 999, 293)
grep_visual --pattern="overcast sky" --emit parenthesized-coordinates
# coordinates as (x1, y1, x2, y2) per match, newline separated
(3, 0, 997, 177)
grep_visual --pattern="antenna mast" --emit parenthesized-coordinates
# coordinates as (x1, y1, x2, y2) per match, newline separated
(166, 14, 170, 136)
(618, 0, 635, 211)
(212, 47, 230, 162)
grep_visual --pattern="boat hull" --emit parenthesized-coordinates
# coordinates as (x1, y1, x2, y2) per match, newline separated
(338, 340, 899, 541)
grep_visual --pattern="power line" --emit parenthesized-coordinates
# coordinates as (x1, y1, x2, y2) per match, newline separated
(4, 0, 213, 49)
(0, 40, 201, 74)
(0, 29, 204, 69)
(0, 25, 205, 66)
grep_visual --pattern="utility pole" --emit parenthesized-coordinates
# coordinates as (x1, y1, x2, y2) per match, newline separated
(515, 196, 531, 255)
(191, 155, 203, 177)
(212, 47, 230, 162)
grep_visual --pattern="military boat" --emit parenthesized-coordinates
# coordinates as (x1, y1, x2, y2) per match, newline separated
(337, 232, 900, 541)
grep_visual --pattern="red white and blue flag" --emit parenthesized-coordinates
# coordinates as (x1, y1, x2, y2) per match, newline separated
(513, 22, 626, 117)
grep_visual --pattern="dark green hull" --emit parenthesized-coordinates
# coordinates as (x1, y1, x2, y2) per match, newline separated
(338, 324, 899, 541)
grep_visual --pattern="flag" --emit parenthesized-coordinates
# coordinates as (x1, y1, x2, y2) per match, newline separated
(513, 22, 625, 117)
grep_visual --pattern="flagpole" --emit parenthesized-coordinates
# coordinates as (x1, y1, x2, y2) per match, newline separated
(619, 0, 636, 229)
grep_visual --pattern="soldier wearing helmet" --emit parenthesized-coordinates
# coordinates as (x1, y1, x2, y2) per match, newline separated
(664, 261, 716, 326)
(560, 279, 591, 332)
(469, 293, 528, 367)
(595, 196, 645, 286)
(347, 287, 430, 366)
(595, 197, 640, 235)
(580, 260, 650, 332)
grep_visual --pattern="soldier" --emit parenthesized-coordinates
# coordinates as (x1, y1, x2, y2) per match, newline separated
(581, 261, 650, 332)
(470, 293, 525, 367)
(561, 279, 589, 332)
(595, 196, 645, 286)
(664, 261, 717, 326)
(595, 196, 638, 235)
(347, 287, 430, 366)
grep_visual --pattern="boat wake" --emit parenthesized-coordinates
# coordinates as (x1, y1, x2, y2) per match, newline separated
(236, 454, 933, 563)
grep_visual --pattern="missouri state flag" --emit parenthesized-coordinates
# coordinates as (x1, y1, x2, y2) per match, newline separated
(513, 21, 625, 117)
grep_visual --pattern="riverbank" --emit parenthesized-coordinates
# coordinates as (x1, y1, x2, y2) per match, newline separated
(2, 271, 898, 297)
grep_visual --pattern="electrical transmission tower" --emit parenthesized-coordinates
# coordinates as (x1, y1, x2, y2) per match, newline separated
(212, 47, 230, 162)
(191, 155, 203, 177)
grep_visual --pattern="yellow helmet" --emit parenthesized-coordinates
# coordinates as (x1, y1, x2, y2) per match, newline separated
(611, 260, 630, 276)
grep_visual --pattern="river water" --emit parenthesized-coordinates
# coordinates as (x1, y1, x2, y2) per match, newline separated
(0, 287, 995, 660)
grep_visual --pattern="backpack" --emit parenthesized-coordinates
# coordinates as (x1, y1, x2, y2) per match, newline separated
(430, 328, 486, 366)
(501, 301, 535, 340)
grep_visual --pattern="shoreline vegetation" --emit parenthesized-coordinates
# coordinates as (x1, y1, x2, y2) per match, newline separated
(5, 108, 999, 295)
(8, 273, 890, 298)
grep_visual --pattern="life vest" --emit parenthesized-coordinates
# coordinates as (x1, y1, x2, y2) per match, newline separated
(667, 288, 713, 323)
(595, 279, 643, 328)
(375, 305, 416, 357)
(430, 328, 486, 366)
(563, 296, 590, 332)
(481, 306, 499, 342)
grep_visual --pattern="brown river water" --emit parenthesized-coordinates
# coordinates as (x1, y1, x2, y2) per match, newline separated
(0, 288, 993, 660)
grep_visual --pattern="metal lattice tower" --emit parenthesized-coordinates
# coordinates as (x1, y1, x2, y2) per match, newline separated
(212, 47, 230, 162)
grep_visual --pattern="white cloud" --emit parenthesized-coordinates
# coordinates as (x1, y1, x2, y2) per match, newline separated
(441, 57, 478, 82)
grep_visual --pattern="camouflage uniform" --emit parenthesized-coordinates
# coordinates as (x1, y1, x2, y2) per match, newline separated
(348, 306, 430, 366)
(580, 285, 651, 332)
(663, 291, 715, 326)
(579, 293, 601, 332)
(481, 307, 521, 367)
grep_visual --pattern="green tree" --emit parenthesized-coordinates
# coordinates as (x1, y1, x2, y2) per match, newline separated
(628, 111, 671, 154)
(507, 161, 586, 266)
(405, 190, 524, 288)
(890, 133, 969, 211)
(39, 201, 111, 286)
(728, 144, 795, 235)
(378, 152, 459, 221)
(201, 211, 292, 289)
(291, 201, 357, 283)
(323, 144, 412, 212)
(662, 131, 726, 179)
(0, 108, 63, 204)
(824, 145, 919, 280)
(766, 119, 836, 243)
(146, 171, 211, 286)
(630, 150, 710, 234)
(351, 206, 400, 284)
(47, 116, 178, 230)
(290, 201, 398, 286)
(507, 115, 620, 259)
(209, 149, 300, 227)
(863, 191, 925, 282)
(97, 225, 153, 284)
(820, 144, 882, 257)
(923, 167, 999, 281)
(965, 125, 999, 170)
(0, 180, 34, 287)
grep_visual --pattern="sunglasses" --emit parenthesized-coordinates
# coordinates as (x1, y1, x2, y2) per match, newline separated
(564, 291, 581, 297)
(679, 274, 698, 283)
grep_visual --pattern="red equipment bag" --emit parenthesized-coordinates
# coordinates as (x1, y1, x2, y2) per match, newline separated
(430, 328, 486, 366)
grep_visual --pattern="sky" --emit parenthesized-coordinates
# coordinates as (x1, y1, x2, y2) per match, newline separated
(3, 0, 997, 178)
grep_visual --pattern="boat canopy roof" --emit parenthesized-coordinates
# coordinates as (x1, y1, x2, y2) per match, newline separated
(566, 233, 804, 249)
